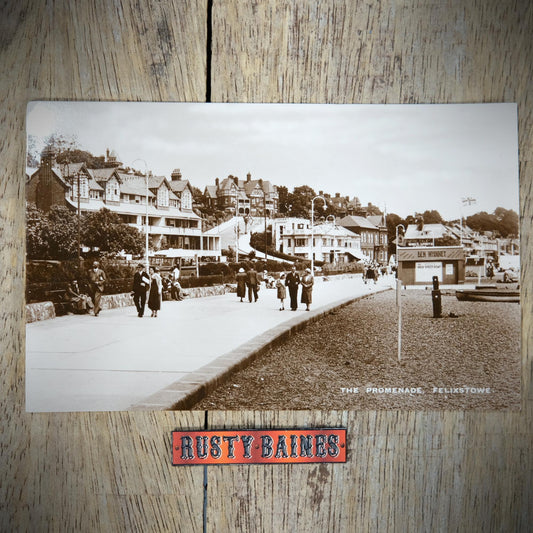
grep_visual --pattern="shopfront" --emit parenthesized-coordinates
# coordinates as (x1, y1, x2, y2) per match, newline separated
(397, 246, 465, 285)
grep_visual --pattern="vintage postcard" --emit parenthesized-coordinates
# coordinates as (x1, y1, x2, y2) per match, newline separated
(25, 102, 520, 412)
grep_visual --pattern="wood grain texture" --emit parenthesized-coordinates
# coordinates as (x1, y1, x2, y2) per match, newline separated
(0, 0, 531, 531)
(0, 1, 208, 531)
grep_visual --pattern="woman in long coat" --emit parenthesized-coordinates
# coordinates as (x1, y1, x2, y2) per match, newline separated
(148, 266, 162, 317)
(235, 267, 247, 302)
(300, 267, 314, 311)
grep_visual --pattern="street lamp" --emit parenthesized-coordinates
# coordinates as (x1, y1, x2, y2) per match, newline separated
(132, 159, 149, 270)
(234, 202, 240, 263)
(259, 187, 268, 260)
(311, 195, 326, 274)
(395, 224, 405, 263)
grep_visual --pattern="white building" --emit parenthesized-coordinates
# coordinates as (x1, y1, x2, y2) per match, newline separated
(273, 218, 366, 263)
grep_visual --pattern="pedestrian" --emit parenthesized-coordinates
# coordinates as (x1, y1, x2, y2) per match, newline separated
(236, 267, 247, 302)
(285, 264, 300, 311)
(366, 263, 376, 285)
(148, 266, 162, 317)
(300, 267, 314, 311)
(88, 261, 106, 317)
(246, 262, 259, 302)
(171, 262, 180, 283)
(132, 263, 150, 317)
(276, 272, 287, 310)
(486, 260, 494, 280)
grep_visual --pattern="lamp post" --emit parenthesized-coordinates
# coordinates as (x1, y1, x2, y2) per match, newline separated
(311, 195, 326, 274)
(395, 224, 405, 261)
(76, 169, 81, 270)
(260, 187, 268, 260)
(234, 203, 239, 262)
(132, 159, 149, 270)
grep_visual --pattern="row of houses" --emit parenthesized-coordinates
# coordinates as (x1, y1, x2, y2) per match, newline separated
(26, 148, 517, 269)
(26, 148, 220, 260)
(271, 215, 388, 264)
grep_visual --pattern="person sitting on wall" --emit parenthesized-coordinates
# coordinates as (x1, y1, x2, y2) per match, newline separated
(64, 280, 93, 314)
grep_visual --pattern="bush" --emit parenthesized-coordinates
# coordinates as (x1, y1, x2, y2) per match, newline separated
(180, 274, 229, 288)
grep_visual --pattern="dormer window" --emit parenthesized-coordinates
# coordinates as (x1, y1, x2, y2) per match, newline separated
(157, 186, 169, 207)
(181, 190, 192, 210)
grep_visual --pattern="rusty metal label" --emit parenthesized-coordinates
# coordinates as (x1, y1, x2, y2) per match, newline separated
(172, 429, 347, 465)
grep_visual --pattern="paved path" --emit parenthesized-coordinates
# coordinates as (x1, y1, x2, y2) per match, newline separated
(26, 275, 395, 412)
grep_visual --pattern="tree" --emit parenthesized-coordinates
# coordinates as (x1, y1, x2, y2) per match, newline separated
(45, 206, 81, 259)
(494, 207, 519, 237)
(26, 204, 81, 259)
(82, 208, 144, 255)
(27, 135, 40, 167)
(386, 213, 405, 256)
(421, 209, 443, 224)
(26, 204, 49, 259)
(288, 185, 318, 218)
(277, 185, 290, 214)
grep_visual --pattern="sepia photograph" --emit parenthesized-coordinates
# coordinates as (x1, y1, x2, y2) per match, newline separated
(25, 102, 520, 412)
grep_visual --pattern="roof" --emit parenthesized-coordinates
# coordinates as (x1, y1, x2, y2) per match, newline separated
(91, 168, 121, 182)
(119, 180, 156, 197)
(338, 215, 379, 230)
(204, 185, 217, 198)
(219, 177, 239, 191)
(148, 175, 168, 189)
(60, 162, 86, 177)
(366, 215, 386, 228)
(170, 179, 192, 194)
(88, 177, 104, 191)
(404, 223, 449, 240)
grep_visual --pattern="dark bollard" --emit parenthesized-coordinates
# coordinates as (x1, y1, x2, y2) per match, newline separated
(431, 275, 442, 318)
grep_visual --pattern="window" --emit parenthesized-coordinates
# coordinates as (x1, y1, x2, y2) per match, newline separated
(157, 186, 169, 207)
(181, 190, 192, 210)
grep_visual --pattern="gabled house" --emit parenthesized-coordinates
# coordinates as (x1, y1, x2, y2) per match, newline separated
(206, 172, 278, 216)
(338, 215, 382, 262)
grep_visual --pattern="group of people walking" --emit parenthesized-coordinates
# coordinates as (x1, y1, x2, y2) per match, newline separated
(132, 263, 183, 317)
(235, 263, 315, 311)
(71, 260, 317, 319)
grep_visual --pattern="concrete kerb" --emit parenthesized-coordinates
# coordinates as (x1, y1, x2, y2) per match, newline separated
(130, 286, 392, 411)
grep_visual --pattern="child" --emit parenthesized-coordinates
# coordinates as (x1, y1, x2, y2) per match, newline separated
(276, 272, 287, 310)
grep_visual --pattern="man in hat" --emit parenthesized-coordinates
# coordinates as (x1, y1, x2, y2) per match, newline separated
(88, 261, 106, 316)
(132, 263, 151, 317)
(285, 264, 301, 311)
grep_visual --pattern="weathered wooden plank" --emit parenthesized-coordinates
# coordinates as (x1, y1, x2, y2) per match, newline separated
(0, 1, 208, 531)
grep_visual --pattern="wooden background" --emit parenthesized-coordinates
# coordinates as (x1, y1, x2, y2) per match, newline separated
(1, 1, 531, 530)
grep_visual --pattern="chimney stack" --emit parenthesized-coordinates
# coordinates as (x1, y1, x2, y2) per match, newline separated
(246, 172, 251, 182)
(215, 177, 219, 187)
(171, 168, 182, 181)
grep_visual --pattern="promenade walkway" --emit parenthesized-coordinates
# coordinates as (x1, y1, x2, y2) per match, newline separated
(26, 275, 395, 412)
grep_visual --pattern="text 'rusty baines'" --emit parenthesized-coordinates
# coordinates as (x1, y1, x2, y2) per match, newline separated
(171, 429, 347, 465)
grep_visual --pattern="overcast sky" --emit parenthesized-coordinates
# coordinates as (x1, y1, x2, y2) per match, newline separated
(26, 101, 519, 220)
